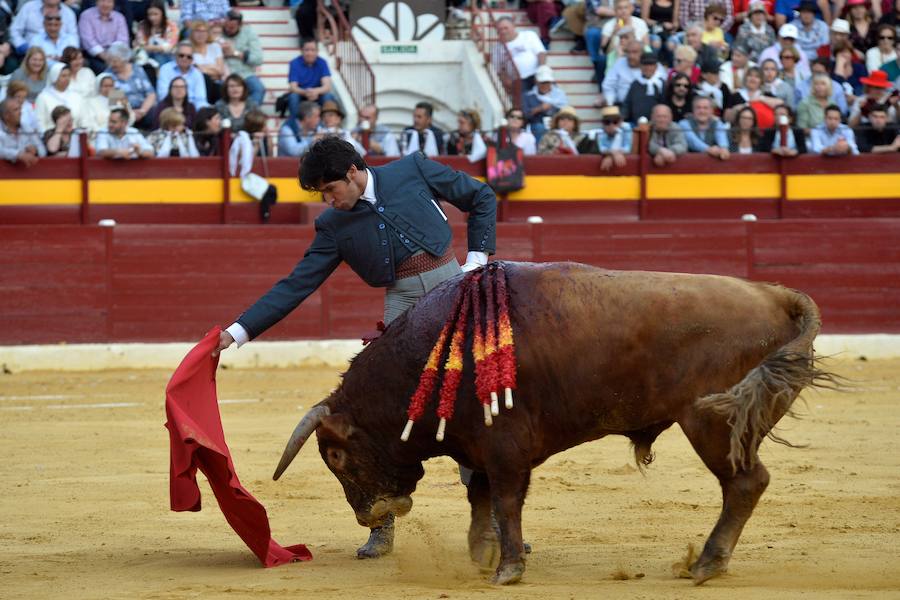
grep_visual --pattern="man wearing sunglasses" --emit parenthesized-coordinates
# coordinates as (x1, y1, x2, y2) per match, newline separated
(9, 0, 77, 55)
(156, 41, 210, 108)
(28, 10, 78, 65)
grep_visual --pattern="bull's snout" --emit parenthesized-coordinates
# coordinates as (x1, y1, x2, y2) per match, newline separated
(355, 496, 413, 527)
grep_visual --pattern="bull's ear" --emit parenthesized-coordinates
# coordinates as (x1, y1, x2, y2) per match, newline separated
(317, 413, 356, 443)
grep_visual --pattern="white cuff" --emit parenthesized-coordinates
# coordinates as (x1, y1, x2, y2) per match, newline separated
(225, 322, 250, 347)
(465, 251, 488, 267)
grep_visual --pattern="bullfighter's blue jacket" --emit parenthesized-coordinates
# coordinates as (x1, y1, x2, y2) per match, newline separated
(236, 152, 497, 340)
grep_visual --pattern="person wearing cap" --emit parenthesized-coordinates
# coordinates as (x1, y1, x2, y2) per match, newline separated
(698, 59, 733, 111)
(537, 105, 583, 154)
(809, 103, 860, 154)
(680, 94, 730, 158)
(622, 51, 666, 123)
(855, 103, 900, 152)
(735, 1, 775, 62)
(602, 40, 646, 105)
(774, 0, 833, 29)
(848, 69, 899, 125)
(758, 22, 812, 78)
(220, 9, 265, 107)
(816, 18, 855, 62)
(790, 0, 829, 61)
(523, 64, 569, 141)
(648, 103, 688, 166)
(590, 104, 633, 169)
(847, 0, 878, 57)
(678, 0, 733, 32)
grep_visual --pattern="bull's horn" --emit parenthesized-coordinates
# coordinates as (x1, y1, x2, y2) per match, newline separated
(273, 404, 331, 481)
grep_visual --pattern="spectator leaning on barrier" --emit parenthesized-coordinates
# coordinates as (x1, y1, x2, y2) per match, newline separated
(763, 103, 807, 155)
(648, 103, 688, 166)
(4, 81, 40, 133)
(494, 15, 547, 95)
(592, 104, 633, 170)
(855, 103, 900, 152)
(229, 108, 268, 178)
(320, 99, 366, 155)
(79, 0, 129, 74)
(28, 8, 78, 65)
(680, 94, 730, 158)
(149, 107, 199, 157)
(134, 0, 179, 67)
(538, 105, 584, 154)
(729, 105, 763, 152)
(220, 9, 265, 107)
(10, 0, 77, 56)
(791, 0, 829, 61)
(352, 104, 400, 158)
(279, 99, 323, 157)
(151, 76, 197, 130)
(42, 105, 79, 157)
(523, 64, 568, 142)
(809, 103, 860, 154)
(193, 105, 221, 156)
(0, 97, 46, 166)
(622, 51, 666, 123)
(403, 101, 446, 156)
(287, 37, 336, 119)
(446, 108, 487, 163)
(96, 106, 153, 159)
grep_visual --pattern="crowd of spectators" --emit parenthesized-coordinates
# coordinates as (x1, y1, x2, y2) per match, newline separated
(2, 0, 899, 171)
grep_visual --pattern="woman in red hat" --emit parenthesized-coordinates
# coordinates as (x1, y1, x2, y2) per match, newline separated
(848, 69, 899, 125)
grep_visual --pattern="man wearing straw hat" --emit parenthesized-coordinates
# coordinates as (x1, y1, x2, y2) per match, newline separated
(214, 136, 497, 559)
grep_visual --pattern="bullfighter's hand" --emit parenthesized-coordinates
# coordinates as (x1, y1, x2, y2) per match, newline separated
(212, 331, 235, 357)
(461, 262, 481, 273)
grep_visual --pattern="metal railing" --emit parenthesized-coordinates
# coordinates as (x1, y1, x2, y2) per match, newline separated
(470, 6, 521, 111)
(316, 0, 376, 114)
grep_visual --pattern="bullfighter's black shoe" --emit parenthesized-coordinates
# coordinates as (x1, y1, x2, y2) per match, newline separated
(357, 513, 395, 559)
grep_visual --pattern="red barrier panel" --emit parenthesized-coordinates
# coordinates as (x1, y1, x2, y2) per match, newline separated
(1, 220, 898, 343)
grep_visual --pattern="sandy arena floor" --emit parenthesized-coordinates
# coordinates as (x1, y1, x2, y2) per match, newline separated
(1, 357, 899, 599)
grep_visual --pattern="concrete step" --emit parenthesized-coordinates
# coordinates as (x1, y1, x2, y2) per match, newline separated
(546, 53, 593, 68)
(247, 21, 297, 36)
(259, 34, 303, 49)
(566, 93, 601, 106)
(556, 81, 599, 94)
(241, 7, 293, 22)
(259, 48, 302, 62)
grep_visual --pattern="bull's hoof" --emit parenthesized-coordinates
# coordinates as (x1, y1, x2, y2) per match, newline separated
(690, 554, 729, 585)
(491, 561, 525, 585)
(356, 520, 394, 559)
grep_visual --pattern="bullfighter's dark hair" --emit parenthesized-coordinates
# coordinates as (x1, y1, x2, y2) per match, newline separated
(298, 136, 367, 191)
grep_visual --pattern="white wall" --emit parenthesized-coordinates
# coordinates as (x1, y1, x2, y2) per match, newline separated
(353, 40, 504, 135)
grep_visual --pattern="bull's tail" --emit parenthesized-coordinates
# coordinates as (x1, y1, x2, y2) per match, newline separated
(694, 288, 839, 474)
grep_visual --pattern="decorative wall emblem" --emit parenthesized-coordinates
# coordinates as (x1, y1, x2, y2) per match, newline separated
(351, 1, 445, 42)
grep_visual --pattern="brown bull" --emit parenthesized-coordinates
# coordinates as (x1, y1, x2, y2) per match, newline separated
(273, 262, 831, 585)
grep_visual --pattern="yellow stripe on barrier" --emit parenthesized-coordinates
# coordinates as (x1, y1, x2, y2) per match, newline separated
(787, 173, 900, 200)
(647, 174, 781, 199)
(89, 179, 223, 204)
(507, 175, 640, 201)
(229, 177, 321, 203)
(0, 179, 82, 205)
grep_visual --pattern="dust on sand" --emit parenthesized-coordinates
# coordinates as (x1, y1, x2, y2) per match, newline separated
(1, 359, 899, 599)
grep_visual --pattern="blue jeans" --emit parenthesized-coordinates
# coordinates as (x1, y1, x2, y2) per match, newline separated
(287, 91, 338, 119)
(244, 75, 266, 107)
(585, 26, 606, 91)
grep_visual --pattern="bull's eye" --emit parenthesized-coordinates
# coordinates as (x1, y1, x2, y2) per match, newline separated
(327, 447, 347, 471)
